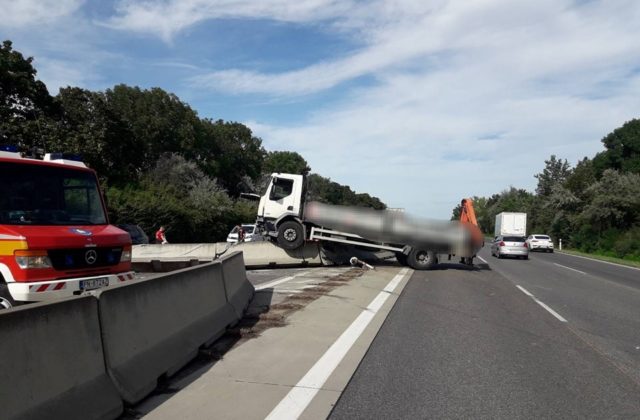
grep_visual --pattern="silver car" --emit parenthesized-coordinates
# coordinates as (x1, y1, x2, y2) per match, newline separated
(526, 234, 554, 252)
(491, 235, 529, 259)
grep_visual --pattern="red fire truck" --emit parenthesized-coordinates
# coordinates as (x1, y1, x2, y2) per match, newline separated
(0, 146, 135, 309)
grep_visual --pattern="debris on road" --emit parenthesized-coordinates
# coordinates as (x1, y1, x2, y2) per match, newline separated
(350, 256, 375, 270)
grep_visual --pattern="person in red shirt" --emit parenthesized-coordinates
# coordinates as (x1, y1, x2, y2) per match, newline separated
(155, 226, 168, 244)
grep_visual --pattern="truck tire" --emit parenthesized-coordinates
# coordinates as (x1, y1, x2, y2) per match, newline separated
(395, 252, 409, 266)
(0, 284, 16, 310)
(277, 221, 305, 250)
(407, 249, 436, 270)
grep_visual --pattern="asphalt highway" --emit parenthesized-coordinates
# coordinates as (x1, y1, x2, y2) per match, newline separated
(330, 247, 640, 419)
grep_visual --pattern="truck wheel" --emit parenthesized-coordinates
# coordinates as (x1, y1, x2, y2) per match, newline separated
(0, 284, 16, 310)
(395, 252, 409, 266)
(277, 221, 304, 250)
(407, 249, 436, 270)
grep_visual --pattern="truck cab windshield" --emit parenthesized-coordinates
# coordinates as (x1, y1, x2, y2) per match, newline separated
(0, 162, 107, 225)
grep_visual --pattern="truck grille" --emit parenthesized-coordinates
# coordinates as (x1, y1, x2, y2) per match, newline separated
(48, 247, 123, 270)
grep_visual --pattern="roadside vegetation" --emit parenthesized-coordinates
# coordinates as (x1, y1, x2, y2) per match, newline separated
(453, 120, 640, 263)
(0, 40, 385, 242)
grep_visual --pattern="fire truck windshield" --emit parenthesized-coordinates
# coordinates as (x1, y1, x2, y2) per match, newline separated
(0, 162, 107, 225)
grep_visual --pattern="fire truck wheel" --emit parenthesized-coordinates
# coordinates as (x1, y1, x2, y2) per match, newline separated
(407, 249, 436, 270)
(277, 221, 304, 250)
(0, 284, 16, 310)
(395, 252, 409, 266)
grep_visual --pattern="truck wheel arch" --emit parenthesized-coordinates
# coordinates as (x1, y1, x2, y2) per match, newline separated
(0, 270, 16, 309)
(0, 263, 15, 284)
(275, 214, 304, 229)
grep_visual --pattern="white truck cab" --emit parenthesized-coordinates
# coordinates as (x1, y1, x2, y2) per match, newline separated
(258, 174, 304, 222)
(256, 173, 307, 250)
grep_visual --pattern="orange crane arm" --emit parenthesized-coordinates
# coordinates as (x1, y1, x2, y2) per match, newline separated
(460, 198, 483, 248)
(459, 198, 478, 226)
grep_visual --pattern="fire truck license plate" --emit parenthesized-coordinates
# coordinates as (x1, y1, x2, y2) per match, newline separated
(80, 277, 109, 290)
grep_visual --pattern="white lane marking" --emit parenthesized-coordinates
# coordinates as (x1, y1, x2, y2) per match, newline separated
(256, 267, 350, 291)
(516, 285, 567, 323)
(250, 267, 317, 274)
(516, 285, 533, 297)
(255, 276, 295, 291)
(557, 251, 640, 271)
(265, 268, 412, 420)
(477, 256, 488, 264)
(534, 299, 568, 323)
(255, 269, 318, 291)
(553, 263, 586, 275)
(290, 278, 320, 284)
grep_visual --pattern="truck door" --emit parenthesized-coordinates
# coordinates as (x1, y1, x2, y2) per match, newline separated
(264, 177, 297, 219)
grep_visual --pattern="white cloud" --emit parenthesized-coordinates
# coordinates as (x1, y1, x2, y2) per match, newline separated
(105, 0, 355, 42)
(0, 0, 84, 27)
(189, 0, 640, 97)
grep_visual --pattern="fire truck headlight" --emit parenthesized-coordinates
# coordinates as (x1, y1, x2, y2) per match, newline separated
(14, 251, 53, 269)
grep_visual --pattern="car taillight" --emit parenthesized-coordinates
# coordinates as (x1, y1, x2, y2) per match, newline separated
(499, 241, 505, 247)
(523, 242, 528, 248)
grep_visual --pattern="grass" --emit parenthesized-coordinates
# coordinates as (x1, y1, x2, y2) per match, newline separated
(559, 249, 640, 268)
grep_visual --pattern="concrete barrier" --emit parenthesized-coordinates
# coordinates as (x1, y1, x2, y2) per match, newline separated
(219, 251, 255, 318)
(132, 258, 202, 273)
(97, 261, 237, 404)
(133, 241, 324, 270)
(233, 241, 323, 268)
(133, 243, 223, 260)
(0, 297, 122, 420)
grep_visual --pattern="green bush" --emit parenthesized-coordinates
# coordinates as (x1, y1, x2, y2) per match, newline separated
(613, 227, 640, 259)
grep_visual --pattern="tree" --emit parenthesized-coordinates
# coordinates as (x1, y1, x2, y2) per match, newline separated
(108, 154, 235, 242)
(0, 40, 59, 149)
(592, 119, 640, 175)
(534, 155, 572, 196)
(104, 85, 201, 174)
(52, 87, 137, 182)
(564, 157, 596, 200)
(195, 119, 266, 196)
(263, 151, 311, 175)
(579, 169, 640, 232)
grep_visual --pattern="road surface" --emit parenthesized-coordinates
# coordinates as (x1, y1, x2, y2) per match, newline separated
(330, 246, 640, 419)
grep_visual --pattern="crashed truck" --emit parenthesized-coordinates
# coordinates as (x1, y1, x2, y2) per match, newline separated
(247, 173, 483, 270)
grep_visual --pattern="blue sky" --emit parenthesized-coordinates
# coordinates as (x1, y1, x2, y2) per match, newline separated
(2, 0, 640, 218)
